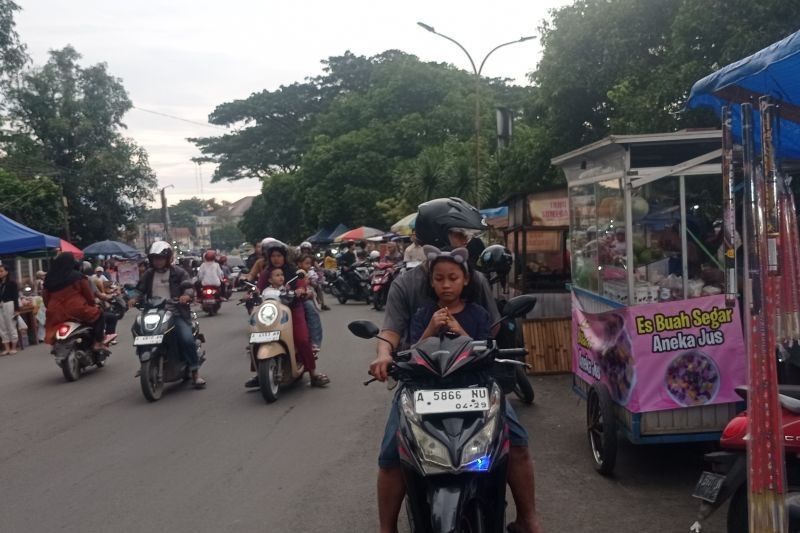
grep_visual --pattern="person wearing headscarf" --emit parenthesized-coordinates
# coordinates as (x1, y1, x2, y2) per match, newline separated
(42, 253, 105, 351)
(0, 264, 20, 355)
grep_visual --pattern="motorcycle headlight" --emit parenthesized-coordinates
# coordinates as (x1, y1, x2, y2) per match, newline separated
(143, 314, 160, 331)
(460, 417, 497, 471)
(410, 423, 453, 470)
(257, 303, 278, 326)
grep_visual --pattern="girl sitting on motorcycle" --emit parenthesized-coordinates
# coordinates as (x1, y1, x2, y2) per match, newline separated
(409, 246, 489, 344)
(247, 239, 330, 388)
(296, 255, 324, 354)
(42, 253, 107, 352)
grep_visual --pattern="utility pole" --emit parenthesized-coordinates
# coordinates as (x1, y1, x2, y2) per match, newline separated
(160, 185, 174, 243)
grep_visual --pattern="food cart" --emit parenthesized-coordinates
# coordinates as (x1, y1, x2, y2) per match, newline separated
(552, 130, 747, 475)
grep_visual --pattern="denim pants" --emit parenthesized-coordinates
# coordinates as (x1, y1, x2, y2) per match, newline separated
(303, 300, 323, 347)
(173, 316, 199, 371)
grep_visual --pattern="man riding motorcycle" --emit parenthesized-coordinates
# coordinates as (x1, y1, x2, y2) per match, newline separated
(131, 241, 206, 388)
(368, 197, 542, 533)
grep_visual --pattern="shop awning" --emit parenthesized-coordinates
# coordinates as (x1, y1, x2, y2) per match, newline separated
(687, 29, 800, 159)
(0, 213, 61, 255)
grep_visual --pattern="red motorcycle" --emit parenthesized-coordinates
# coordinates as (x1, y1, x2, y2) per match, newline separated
(200, 285, 222, 316)
(691, 385, 800, 532)
(369, 260, 398, 311)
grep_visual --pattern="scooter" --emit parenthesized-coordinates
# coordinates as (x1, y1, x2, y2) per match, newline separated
(132, 294, 206, 402)
(349, 294, 537, 531)
(333, 261, 372, 305)
(690, 385, 800, 532)
(496, 298, 536, 405)
(247, 274, 306, 403)
(52, 321, 115, 382)
(199, 285, 222, 315)
(370, 260, 399, 311)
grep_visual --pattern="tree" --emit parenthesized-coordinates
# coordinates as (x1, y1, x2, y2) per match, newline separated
(210, 224, 245, 252)
(0, 0, 26, 82)
(0, 170, 61, 234)
(6, 46, 157, 245)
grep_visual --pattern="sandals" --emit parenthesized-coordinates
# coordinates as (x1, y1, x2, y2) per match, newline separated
(310, 374, 330, 387)
(193, 377, 207, 389)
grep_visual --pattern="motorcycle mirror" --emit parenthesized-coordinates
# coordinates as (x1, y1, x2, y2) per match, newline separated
(348, 320, 380, 339)
(502, 295, 537, 319)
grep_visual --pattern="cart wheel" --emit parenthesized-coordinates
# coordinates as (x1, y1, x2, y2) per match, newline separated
(587, 382, 617, 476)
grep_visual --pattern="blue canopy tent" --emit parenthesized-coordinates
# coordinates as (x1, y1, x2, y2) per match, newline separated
(306, 228, 332, 245)
(0, 213, 60, 255)
(328, 223, 349, 241)
(687, 29, 800, 159)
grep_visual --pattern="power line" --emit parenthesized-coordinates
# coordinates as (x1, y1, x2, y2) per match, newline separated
(131, 105, 229, 130)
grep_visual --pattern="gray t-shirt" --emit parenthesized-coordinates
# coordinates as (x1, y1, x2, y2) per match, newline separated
(382, 263, 500, 347)
(152, 269, 172, 300)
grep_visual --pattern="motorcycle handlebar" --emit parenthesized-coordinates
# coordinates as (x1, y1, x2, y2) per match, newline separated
(497, 348, 528, 358)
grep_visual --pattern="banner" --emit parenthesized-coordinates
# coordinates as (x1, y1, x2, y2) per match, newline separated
(572, 293, 746, 413)
(116, 261, 140, 287)
(528, 191, 569, 226)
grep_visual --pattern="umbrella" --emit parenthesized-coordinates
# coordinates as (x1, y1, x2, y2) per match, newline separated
(59, 239, 84, 260)
(334, 226, 384, 243)
(391, 213, 417, 236)
(82, 240, 140, 258)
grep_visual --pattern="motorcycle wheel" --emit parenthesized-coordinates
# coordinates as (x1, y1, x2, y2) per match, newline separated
(61, 350, 81, 382)
(587, 382, 617, 476)
(257, 358, 279, 403)
(513, 366, 535, 404)
(140, 358, 163, 402)
(373, 291, 385, 311)
(726, 483, 748, 533)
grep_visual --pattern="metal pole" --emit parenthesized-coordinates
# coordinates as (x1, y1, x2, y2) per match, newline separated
(721, 106, 738, 306)
(679, 175, 689, 299)
(60, 187, 71, 242)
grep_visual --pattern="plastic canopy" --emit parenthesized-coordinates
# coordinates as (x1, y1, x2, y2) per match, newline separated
(0, 213, 61, 254)
(686, 29, 800, 160)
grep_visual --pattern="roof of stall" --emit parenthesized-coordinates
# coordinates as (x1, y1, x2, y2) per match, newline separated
(687, 29, 800, 160)
(552, 130, 722, 188)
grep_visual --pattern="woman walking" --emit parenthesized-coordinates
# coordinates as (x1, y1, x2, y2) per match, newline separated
(0, 264, 20, 355)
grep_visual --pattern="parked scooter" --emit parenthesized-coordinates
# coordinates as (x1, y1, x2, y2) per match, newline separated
(247, 273, 306, 403)
(199, 285, 222, 315)
(349, 295, 537, 531)
(132, 295, 206, 402)
(477, 245, 536, 405)
(690, 385, 800, 532)
(370, 260, 399, 311)
(52, 322, 115, 382)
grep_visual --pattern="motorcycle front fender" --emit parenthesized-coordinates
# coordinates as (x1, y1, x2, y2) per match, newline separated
(255, 342, 287, 360)
(138, 348, 153, 363)
(428, 480, 479, 533)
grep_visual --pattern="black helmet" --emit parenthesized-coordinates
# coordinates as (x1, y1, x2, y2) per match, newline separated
(415, 197, 487, 248)
(476, 245, 513, 276)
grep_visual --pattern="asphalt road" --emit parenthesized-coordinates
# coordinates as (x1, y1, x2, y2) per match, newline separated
(0, 298, 726, 533)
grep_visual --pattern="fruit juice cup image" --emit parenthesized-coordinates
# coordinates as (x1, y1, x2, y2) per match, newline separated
(664, 350, 720, 406)
(598, 328, 636, 406)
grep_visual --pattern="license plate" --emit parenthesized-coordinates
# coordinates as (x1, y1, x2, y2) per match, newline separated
(414, 388, 490, 415)
(133, 335, 164, 346)
(692, 471, 726, 503)
(250, 331, 280, 343)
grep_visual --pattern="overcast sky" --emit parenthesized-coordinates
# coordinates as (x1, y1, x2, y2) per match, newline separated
(17, 0, 570, 205)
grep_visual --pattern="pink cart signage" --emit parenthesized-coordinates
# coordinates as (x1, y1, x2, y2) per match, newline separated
(572, 294, 746, 413)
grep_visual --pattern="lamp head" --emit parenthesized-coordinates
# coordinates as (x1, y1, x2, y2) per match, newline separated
(417, 22, 435, 33)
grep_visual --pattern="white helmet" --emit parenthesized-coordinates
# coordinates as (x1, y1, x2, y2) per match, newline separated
(261, 237, 287, 256)
(300, 241, 312, 250)
(369, 250, 381, 260)
(148, 240, 173, 259)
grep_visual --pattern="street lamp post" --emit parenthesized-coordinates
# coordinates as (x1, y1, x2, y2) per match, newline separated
(417, 22, 534, 208)
(159, 184, 174, 243)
